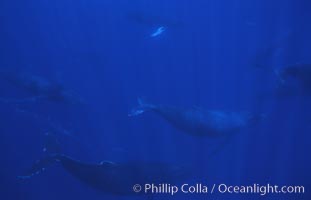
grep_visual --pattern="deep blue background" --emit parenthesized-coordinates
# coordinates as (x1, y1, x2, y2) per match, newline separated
(0, 0, 310, 199)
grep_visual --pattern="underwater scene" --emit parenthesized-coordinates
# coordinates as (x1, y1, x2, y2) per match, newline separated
(0, 0, 310, 199)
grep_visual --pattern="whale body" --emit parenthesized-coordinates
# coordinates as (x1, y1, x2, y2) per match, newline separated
(21, 154, 188, 195)
(150, 26, 166, 37)
(269, 64, 311, 98)
(129, 99, 262, 137)
(0, 70, 83, 104)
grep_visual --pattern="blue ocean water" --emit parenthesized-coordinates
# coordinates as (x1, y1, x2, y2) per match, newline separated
(0, 0, 310, 199)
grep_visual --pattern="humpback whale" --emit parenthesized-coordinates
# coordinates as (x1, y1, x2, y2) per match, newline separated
(20, 154, 188, 195)
(268, 64, 311, 98)
(19, 133, 188, 195)
(129, 99, 263, 137)
(150, 26, 166, 37)
(0, 70, 83, 104)
(276, 64, 311, 91)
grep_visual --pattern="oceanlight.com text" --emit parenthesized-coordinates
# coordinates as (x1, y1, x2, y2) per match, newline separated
(133, 183, 305, 196)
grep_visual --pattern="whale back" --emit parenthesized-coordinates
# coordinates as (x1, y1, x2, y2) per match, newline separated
(59, 156, 123, 193)
(154, 106, 251, 136)
(60, 158, 188, 195)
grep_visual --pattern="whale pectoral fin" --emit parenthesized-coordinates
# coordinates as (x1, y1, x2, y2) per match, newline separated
(19, 155, 60, 179)
(128, 97, 155, 117)
(128, 108, 145, 116)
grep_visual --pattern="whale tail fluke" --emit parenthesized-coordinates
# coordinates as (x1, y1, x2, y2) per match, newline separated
(128, 97, 156, 117)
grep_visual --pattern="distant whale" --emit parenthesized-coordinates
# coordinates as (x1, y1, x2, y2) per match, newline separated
(276, 64, 311, 93)
(150, 26, 166, 37)
(0, 70, 83, 104)
(129, 99, 263, 137)
(258, 63, 311, 100)
(20, 154, 188, 195)
(251, 62, 311, 105)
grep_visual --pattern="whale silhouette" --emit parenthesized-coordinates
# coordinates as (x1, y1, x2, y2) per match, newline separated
(276, 64, 311, 93)
(150, 26, 166, 37)
(129, 99, 263, 137)
(257, 63, 311, 100)
(20, 133, 189, 195)
(19, 154, 189, 195)
(0, 69, 83, 105)
(20, 154, 188, 195)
